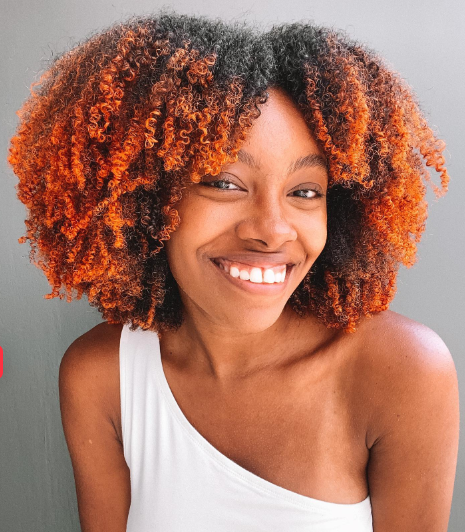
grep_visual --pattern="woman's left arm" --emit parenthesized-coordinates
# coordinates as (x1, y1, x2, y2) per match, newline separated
(367, 326, 459, 532)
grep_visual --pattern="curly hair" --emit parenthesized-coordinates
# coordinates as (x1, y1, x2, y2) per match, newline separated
(7, 9, 449, 334)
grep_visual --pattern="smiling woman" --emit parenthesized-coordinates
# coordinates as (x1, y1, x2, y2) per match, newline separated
(7, 8, 459, 532)
(165, 87, 329, 327)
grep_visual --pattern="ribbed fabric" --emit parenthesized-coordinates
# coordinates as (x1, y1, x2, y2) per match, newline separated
(120, 323, 373, 531)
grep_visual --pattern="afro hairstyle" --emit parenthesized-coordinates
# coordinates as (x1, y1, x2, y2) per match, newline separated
(7, 9, 449, 334)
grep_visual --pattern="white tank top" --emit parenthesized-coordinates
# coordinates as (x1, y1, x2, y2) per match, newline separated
(120, 323, 374, 531)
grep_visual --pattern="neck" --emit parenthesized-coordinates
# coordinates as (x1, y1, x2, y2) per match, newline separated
(159, 304, 325, 383)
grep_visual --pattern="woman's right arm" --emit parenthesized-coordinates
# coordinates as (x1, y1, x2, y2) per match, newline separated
(59, 323, 130, 532)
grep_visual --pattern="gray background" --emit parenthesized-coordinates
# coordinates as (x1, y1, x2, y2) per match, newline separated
(1, 0, 463, 530)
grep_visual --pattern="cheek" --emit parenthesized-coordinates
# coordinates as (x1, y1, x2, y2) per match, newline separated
(172, 196, 238, 250)
(299, 209, 327, 257)
(307, 231, 327, 261)
(164, 199, 224, 280)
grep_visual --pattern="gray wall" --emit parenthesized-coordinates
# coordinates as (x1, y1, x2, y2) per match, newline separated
(1, 0, 463, 530)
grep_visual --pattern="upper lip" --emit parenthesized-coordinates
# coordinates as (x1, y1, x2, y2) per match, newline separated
(211, 254, 296, 269)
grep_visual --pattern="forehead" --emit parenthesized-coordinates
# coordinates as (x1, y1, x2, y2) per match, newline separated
(225, 87, 327, 176)
(235, 149, 327, 176)
(246, 88, 322, 152)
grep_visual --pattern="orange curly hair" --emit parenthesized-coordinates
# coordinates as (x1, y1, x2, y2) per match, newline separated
(7, 12, 449, 334)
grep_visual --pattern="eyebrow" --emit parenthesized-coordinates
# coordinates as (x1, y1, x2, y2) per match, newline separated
(286, 153, 328, 175)
(236, 149, 328, 174)
(236, 150, 261, 169)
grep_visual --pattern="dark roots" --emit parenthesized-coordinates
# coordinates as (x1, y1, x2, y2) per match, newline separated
(7, 9, 449, 334)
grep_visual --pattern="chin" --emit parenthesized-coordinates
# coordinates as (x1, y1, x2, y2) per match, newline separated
(209, 304, 288, 334)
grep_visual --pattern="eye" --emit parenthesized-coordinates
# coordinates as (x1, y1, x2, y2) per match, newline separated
(199, 176, 242, 191)
(291, 188, 324, 200)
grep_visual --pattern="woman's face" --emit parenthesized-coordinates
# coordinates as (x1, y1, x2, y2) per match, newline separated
(165, 87, 328, 334)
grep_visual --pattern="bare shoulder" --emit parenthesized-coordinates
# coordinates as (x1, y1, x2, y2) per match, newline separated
(353, 311, 460, 530)
(62, 321, 124, 359)
(61, 321, 123, 375)
(59, 322, 130, 530)
(60, 321, 124, 440)
(354, 310, 458, 447)
(357, 309, 455, 371)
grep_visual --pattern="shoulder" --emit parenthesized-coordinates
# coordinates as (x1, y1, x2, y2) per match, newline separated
(356, 312, 460, 530)
(58, 322, 131, 528)
(62, 321, 124, 356)
(59, 322, 124, 438)
(358, 309, 455, 373)
(61, 321, 124, 374)
(354, 310, 458, 447)
(60, 321, 124, 391)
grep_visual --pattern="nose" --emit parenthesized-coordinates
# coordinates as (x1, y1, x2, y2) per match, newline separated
(235, 193, 298, 249)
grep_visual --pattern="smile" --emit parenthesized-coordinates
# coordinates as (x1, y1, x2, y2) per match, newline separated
(213, 258, 287, 283)
(210, 258, 293, 294)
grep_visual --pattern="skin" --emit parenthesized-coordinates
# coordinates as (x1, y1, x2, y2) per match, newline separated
(59, 88, 459, 532)
(163, 86, 330, 380)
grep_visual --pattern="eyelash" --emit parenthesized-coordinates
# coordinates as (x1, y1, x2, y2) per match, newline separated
(200, 179, 324, 199)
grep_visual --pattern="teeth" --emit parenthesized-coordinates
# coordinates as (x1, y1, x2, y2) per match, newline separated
(249, 268, 263, 283)
(263, 269, 275, 283)
(239, 270, 250, 281)
(215, 259, 288, 284)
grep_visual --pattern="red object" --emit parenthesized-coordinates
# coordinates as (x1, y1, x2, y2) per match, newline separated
(0, 345, 3, 378)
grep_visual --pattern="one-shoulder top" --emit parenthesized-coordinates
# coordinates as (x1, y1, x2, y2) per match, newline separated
(119, 324, 373, 531)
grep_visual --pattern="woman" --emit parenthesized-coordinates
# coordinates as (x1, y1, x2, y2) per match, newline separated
(8, 10, 459, 532)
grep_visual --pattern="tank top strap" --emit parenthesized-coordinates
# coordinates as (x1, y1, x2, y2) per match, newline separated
(119, 323, 162, 471)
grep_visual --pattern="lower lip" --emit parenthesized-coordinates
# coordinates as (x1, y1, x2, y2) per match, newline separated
(209, 259, 293, 296)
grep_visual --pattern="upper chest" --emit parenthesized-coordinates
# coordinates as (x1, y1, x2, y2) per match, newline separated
(102, 310, 414, 504)
(154, 335, 373, 503)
